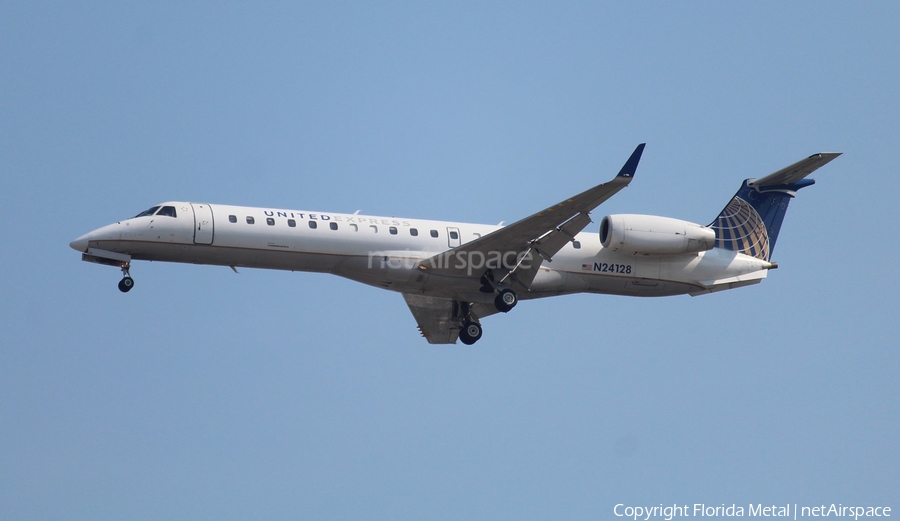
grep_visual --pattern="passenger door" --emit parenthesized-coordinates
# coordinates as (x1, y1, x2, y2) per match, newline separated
(191, 203, 214, 245)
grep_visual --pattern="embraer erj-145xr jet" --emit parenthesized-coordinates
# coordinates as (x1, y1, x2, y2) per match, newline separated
(71, 145, 840, 345)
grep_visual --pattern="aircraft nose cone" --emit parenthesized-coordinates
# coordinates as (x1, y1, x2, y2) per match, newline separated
(70, 234, 89, 252)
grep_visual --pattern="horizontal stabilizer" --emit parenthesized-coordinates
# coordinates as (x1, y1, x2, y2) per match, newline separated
(749, 152, 841, 188)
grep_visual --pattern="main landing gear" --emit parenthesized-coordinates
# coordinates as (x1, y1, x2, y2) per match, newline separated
(480, 271, 519, 313)
(458, 320, 483, 345)
(457, 301, 483, 345)
(118, 264, 134, 293)
(494, 288, 518, 313)
(456, 288, 519, 345)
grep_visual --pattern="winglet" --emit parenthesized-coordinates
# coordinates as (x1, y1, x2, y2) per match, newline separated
(616, 143, 646, 179)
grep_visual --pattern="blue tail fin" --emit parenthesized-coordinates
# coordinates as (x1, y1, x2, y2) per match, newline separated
(709, 182, 801, 261)
(709, 152, 840, 261)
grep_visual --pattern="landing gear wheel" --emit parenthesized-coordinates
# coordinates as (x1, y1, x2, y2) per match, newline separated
(494, 289, 518, 313)
(117, 264, 134, 293)
(118, 276, 134, 293)
(459, 321, 483, 345)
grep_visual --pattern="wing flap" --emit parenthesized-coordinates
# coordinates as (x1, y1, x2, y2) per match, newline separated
(402, 294, 501, 345)
(402, 293, 460, 344)
(499, 211, 594, 289)
(532, 211, 592, 260)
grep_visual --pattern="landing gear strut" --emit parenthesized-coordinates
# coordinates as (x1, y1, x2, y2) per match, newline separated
(481, 271, 518, 313)
(457, 301, 483, 345)
(118, 264, 134, 293)
(456, 288, 517, 344)
(455, 288, 518, 345)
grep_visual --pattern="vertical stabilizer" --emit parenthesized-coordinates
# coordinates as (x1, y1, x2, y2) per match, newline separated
(709, 152, 840, 261)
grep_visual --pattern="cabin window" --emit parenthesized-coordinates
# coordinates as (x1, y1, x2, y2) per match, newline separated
(410, 228, 418, 236)
(229, 215, 237, 223)
(157, 206, 177, 218)
(330, 222, 338, 230)
(266, 217, 275, 226)
(309, 221, 317, 229)
(449, 230, 459, 240)
(389, 226, 398, 235)
(246, 216, 255, 224)
(430, 230, 438, 238)
(287, 219, 296, 227)
(134, 206, 160, 218)
(573, 241, 581, 249)
(350, 224, 358, 232)
(370, 225, 378, 233)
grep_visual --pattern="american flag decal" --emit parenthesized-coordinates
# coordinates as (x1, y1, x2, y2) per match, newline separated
(582, 264, 592, 271)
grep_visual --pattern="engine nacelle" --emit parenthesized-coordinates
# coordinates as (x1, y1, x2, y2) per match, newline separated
(600, 214, 716, 256)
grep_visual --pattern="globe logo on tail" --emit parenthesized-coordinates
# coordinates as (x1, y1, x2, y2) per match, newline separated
(711, 196, 770, 261)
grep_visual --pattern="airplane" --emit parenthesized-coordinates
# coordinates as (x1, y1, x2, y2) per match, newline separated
(70, 145, 840, 344)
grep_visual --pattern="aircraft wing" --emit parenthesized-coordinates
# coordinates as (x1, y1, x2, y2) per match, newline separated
(403, 293, 499, 344)
(415, 143, 645, 289)
(749, 152, 842, 188)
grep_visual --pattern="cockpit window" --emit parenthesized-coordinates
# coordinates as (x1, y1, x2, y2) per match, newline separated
(134, 206, 160, 218)
(157, 206, 177, 218)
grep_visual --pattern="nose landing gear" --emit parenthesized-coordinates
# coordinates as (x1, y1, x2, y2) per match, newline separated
(118, 264, 134, 293)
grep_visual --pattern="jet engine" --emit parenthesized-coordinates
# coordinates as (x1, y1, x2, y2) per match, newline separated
(600, 214, 716, 255)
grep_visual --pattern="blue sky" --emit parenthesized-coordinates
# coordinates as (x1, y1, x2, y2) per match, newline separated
(1, 2, 898, 519)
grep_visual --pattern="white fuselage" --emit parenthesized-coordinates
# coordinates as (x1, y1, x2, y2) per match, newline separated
(72, 201, 772, 304)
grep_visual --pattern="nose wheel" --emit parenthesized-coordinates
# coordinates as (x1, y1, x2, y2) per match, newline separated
(118, 265, 134, 293)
